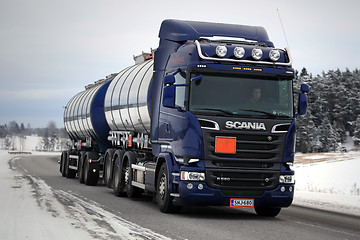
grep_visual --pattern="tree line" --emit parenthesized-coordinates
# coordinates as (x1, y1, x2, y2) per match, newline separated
(295, 68, 360, 153)
(0, 120, 69, 151)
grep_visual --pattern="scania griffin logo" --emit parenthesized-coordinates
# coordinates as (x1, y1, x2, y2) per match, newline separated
(225, 121, 266, 130)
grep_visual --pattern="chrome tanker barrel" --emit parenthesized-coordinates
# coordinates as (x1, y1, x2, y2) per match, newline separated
(64, 75, 116, 152)
(104, 59, 153, 134)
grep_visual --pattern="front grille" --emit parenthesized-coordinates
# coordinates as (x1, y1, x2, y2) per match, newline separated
(203, 129, 286, 196)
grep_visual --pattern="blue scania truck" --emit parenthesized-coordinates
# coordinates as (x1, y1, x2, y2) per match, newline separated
(60, 19, 309, 217)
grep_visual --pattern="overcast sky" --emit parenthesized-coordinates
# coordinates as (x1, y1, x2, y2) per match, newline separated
(1, 0, 359, 128)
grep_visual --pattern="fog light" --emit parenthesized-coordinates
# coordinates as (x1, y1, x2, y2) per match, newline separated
(187, 183, 193, 189)
(269, 49, 281, 61)
(216, 45, 227, 58)
(234, 47, 245, 58)
(279, 175, 295, 184)
(198, 184, 204, 190)
(93, 169, 97, 173)
(251, 48, 263, 60)
(280, 186, 285, 192)
(289, 186, 293, 192)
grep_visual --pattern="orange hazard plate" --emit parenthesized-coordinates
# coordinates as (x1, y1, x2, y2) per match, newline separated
(230, 198, 254, 207)
(215, 137, 236, 154)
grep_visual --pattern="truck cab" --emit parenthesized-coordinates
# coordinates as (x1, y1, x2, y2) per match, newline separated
(151, 20, 309, 215)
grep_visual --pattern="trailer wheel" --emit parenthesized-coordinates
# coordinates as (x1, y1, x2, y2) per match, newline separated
(156, 162, 181, 213)
(123, 152, 142, 198)
(254, 207, 281, 217)
(84, 152, 99, 186)
(104, 149, 115, 188)
(60, 151, 67, 177)
(78, 151, 86, 184)
(65, 151, 76, 178)
(113, 150, 125, 196)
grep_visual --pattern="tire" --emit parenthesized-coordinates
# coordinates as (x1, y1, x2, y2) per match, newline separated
(156, 162, 181, 213)
(113, 150, 126, 197)
(84, 152, 100, 186)
(123, 151, 142, 198)
(78, 151, 86, 184)
(104, 149, 115, 188)
(60, 151, 67, 177)
(255, 207, 281, 217)
(65, 151, 76, 178)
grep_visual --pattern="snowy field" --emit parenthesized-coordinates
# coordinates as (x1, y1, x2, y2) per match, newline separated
(293, 151, 360, 216)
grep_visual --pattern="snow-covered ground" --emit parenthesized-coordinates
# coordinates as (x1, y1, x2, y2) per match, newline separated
(0, 151, 93, 239)
(0, 150, 172, 240)
(293, 151, 360, 216)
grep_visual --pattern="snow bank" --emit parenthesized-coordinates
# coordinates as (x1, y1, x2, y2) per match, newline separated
(0, 151, 172, 239)
(0, 151, 93, 239)
(293, 151, 360, 216)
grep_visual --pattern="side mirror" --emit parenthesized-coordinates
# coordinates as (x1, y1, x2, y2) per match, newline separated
(300, 83, 310, 93)
(164, 75, 175, 85)
(298, 93, 308, 115)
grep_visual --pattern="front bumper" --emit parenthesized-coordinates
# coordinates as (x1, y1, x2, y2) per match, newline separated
(172, 181, 294, 208)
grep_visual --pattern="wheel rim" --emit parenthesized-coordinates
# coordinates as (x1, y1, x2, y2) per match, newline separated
(124, 166, 129, 185)
(159, 173, 166, 200)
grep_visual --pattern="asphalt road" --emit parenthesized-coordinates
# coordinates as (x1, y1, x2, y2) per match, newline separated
(13, 154, 360, 240)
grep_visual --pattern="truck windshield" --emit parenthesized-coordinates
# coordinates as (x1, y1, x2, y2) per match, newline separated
(189, 73, 293, 118)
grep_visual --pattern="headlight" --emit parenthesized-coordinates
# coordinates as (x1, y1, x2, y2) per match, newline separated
(233, 47, 245, 59)
(269, 49, 281, 61)
(216, 45, 227, 58)
(279, 175, 295, 184)
(181, 171, 205, 181)
(251, 47, 263, 60)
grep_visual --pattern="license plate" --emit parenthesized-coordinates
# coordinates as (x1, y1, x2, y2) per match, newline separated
(230, 198, 254, 207)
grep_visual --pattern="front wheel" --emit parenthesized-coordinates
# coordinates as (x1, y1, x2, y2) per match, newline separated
(255, 207, 281, 217)
(156, 162, 181, 213)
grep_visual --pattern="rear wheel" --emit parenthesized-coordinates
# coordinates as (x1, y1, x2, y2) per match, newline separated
(255, 207, 281, 217)
(60, 151, 67, 177)
(65, 151, 76, 178)
(113, 150, 125, 196)
(156, 162, 181, 213)
(78, 151, 86, 184)
(104, 149, 115, 188)
(124, 151, 142, 198)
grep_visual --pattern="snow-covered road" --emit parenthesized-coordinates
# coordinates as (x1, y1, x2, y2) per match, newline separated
(0, 151, 171, 240)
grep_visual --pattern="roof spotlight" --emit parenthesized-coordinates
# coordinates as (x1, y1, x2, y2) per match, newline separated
(251, 48, 263, 60)
(216, 45, 227, 58)
(234, 47, 245, 59)
(269, 49, 281, 61)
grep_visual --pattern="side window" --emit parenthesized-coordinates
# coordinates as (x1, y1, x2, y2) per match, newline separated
(174, 71, 186, 108)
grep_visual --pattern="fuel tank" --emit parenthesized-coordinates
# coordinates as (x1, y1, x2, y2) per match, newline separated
(64, 76, 115, 150)
(104, 59, 153, 134)
(64, 58, 153, 150)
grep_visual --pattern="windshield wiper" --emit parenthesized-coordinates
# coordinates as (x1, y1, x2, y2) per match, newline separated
(239, 109, 278, 118)
(193, 108, 235, 116)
